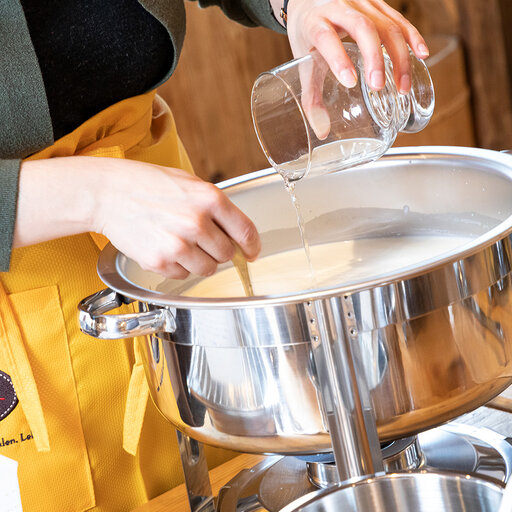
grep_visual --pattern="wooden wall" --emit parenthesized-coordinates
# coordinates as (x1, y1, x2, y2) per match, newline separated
(158, 3, 291, 182)
(454, 0, 512, 150)
(394, 34, 475, 149)
(159, 0, 512, 182)
(388, 0, 512, 150)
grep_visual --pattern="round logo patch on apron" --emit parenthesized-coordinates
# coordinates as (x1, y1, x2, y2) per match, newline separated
(0, 371, 18, 420)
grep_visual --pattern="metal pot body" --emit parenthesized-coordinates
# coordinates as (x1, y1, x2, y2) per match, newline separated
(136, 273, 512, 453)
(80, 147, 512, 454)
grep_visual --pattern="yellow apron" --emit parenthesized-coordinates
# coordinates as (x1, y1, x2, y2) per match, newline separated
(0, 91, 234, 512)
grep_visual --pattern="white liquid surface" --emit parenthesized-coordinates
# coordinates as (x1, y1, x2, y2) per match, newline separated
(183, 234, 474, 298)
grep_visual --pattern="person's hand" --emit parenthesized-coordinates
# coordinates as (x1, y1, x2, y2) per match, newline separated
(286, 0, 428, 92)
(94, 158, 261, 279)
(284, 0, 429, 139)
(16, 157, 261, 279)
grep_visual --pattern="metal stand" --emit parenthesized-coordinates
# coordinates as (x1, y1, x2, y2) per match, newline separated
(308, 296, 384, 483)
(177, 293, 385, 509)
(176, 430, 216, 512)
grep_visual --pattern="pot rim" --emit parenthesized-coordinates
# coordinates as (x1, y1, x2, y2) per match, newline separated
(97, 146, 512, 309)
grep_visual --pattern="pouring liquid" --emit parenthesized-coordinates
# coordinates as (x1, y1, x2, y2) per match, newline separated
(231, 139, 390, 295)
(233, 139, 389, 294)
(230, 174, 316, 296)
(283, 178, 317, 289)
(222, 160, 477, 297)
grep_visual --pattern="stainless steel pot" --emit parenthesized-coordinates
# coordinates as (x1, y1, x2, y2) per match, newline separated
(79, 146, 512, 455)
(279, 471, 504, 512)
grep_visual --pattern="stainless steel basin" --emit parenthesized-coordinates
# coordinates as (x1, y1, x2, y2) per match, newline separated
(280, 471, 503, 512)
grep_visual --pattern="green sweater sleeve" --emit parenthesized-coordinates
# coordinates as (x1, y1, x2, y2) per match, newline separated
(0, 2, 53, 272)
(0, 160, 21, 272)
(191, 0, 287, 33)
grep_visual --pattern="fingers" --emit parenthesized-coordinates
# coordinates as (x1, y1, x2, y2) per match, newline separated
(195, 218, 237, 264)
(367, 0, 429, 60)
(309, 20, 358, 88)
(288, 0, 430, 93)
(209, 189, 261, 261)
(101, 161, 261, 281)
(154, 261, 190, 280)
(318, 5, 386, 90)
(382, 29, 411, 94)
(161, 187, 261, 277)
(298, 56, 332, 139)
(354, 2, 412, 93)
(136, 208, 259, 280)
(141, 239, 219, 280)
(352, 0, 427, 93)
(171, 238, 221, 277)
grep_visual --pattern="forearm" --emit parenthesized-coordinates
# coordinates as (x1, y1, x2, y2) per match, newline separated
(10, 155, 260, 280)
(13, 157, 98, 249)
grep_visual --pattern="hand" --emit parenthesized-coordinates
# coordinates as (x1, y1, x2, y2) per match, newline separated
(284, 0, 429, 139)
(16, 157, 261, 279)
(286, 0, 429, 92)
(94, 158, 261, 279)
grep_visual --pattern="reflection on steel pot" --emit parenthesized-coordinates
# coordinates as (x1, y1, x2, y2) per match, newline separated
(280, 471, 504, 512)
(79, 147, 512, 454)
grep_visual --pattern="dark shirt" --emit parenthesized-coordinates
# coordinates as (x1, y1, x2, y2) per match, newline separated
(20, 0, 174, 140)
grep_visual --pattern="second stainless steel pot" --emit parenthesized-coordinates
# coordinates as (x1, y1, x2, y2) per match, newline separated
(80, 146, 512, 454)
(279, 471, 504, 512)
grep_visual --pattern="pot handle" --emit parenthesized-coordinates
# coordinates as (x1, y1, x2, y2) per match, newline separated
(78, 288, 176, 339)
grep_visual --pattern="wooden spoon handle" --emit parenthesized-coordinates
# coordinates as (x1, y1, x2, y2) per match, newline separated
(232, 244, 254, 297)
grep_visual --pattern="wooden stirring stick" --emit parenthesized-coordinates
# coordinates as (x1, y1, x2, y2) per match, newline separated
(232, 244, 254, 297)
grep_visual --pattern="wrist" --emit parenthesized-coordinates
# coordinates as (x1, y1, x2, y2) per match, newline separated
(72, 157, 104, 235)
(76, 156, 131, 238)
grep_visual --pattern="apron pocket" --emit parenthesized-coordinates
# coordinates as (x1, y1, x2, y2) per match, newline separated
(0, 285, 95, 512)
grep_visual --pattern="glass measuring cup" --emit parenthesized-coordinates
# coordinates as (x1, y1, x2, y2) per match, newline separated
(251, 43, 435, 181)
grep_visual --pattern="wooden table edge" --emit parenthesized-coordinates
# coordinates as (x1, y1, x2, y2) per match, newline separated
(132, 453, 266, 512)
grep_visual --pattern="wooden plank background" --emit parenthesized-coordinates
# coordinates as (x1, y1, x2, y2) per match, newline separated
(158, 3, 292, 182)
(454, 0, 512, 150)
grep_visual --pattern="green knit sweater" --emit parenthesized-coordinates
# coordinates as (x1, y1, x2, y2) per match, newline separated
(0, 0, 284, 271)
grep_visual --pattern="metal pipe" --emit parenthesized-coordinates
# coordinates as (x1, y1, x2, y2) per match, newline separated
(176, 431, 216, 512)
(309, 296, 384, 482)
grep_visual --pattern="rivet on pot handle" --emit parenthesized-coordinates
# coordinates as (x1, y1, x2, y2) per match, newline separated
(78, 288, 176, 339)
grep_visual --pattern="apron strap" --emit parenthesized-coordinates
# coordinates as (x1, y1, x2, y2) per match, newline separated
(86, 145, 150, 456)
(0, 283, 50, 452)
(122, 338, 150, 455)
